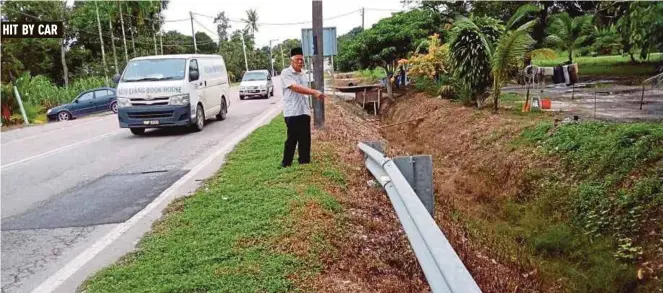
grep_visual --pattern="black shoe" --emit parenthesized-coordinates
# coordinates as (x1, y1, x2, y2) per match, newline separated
(298, 161, 310, 165)
(279, 163, 291, 169)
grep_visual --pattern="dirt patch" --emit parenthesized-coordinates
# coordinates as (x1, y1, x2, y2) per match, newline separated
(287, 94, 558, 292)
(290, 98, 430, 293)
(378, 92, 557, 292)
(502, 82, 663, 122)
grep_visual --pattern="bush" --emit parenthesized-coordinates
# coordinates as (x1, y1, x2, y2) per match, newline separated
(1, 72, 106, 125)
(354, 68, 386, 83)
(449, 16, 503, 106)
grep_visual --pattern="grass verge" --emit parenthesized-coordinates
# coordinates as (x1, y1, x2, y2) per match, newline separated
(79, 114, 345, 293)
(492, 121, 663, 292)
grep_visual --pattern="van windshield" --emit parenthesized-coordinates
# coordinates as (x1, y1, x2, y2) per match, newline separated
(242, 72, 268, 81)
(121, 59, 186, 82)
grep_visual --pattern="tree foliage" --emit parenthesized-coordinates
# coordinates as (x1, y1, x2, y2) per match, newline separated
(545, 12, 593, 63)
(213, 12, 231, 43)
(408, 34, 449, 80)
(616, 1, 663, 61)
(448, 15, 503, 105)
(242, 9, 259, 36)
(336, 9, 444, 73)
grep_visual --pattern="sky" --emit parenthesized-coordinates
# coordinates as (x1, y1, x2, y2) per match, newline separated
(159, 0, 414, 47)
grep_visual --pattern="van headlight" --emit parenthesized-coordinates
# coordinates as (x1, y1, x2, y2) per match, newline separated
(117, 97, 132, 108)
(169, 94, 190, 105)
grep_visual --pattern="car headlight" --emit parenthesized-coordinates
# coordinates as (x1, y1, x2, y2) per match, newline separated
(259, 84, 267, 89)
(47, 109, 52, 114)
(169, 94, 190, 106)
(117, 97, 132, 108)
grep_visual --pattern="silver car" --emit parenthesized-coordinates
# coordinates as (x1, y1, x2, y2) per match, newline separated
(238, 70, 274, 100)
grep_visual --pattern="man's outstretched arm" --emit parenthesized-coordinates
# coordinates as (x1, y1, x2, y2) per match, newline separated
(288, 84, 327, 100)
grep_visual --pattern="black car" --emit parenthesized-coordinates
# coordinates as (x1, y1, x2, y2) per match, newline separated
(47, 87, 118, 122)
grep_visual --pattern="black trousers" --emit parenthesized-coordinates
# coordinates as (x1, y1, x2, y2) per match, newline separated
(282, 114, 311, 166)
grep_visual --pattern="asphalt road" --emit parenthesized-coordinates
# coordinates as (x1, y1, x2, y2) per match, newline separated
(1, 82, 284, 293)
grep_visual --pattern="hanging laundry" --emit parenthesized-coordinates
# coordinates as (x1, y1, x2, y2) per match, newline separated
(553, 66, 565, 84)
(563, 65, 571, 85)
(568, 63, 579, 84)
(537, 67, 546, 85)
(543, 67, 554, 76)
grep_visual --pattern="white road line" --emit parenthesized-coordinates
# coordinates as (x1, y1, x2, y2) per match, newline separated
(1, 129, 124, 170)
(1, 115, 114, 145)
(30, 102, 283, 293)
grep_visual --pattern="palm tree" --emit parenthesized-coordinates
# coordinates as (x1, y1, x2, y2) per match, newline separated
(242, 9, 258, 36)
(453, 4, 540, 111)
(490, 21, 537, 111)
(545, 12, 593, 64)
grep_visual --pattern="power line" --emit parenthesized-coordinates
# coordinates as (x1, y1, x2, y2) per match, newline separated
(5, 8, 215, 47)
(193, 9, 360, 26)
(193, 17, 221, 42)
(365, 8, 406, 12)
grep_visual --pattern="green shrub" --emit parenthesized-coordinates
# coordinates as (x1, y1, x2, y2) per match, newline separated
(354, 68, 386, 82)
(449, 16, 503, 105)
(1, 72, 106, 125)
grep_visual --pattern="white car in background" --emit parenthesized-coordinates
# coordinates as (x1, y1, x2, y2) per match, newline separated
(238, 70, 274, 100)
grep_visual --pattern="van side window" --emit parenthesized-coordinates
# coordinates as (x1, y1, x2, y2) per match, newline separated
(189, 59, 199, 81)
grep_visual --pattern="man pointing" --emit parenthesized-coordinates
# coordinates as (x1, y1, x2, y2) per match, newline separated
(280, 47, 327, 168)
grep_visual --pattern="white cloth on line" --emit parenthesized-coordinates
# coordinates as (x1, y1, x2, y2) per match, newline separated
(562, 65, 570, 85)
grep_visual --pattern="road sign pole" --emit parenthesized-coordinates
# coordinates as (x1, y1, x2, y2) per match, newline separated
(312, 0, 324, 129)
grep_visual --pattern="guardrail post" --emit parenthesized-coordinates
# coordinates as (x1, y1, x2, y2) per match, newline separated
(393, 155, 434, 216)
(362, 141, 384, 159)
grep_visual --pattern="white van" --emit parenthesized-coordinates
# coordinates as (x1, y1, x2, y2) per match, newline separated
(113, 54, 230, 135)
(238, 69, 274, 100)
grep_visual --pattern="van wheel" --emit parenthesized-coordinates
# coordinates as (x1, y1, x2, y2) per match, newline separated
(192, 104, 205, 132)
(269, 87, 274, 97)
(130, 128, 145, 135)
(216, 98, 227, 121)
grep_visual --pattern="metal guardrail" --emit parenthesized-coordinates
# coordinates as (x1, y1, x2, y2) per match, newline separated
(358, 142, 481, 293)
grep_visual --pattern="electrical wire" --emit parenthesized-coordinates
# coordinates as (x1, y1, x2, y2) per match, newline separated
(193, 8, 360, 26)
(4, 8, 215, 47)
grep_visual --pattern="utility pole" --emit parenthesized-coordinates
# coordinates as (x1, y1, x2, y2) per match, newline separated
(361, 7, 365, 30)
(269, 39, 278, 76)
(109, 19, 119, 74)
(158, 3, 163, 54)
(119, 1, 128, 63)
(240, 32, 248, 71)
(95, 2, 109, 86)
(60, 1, 69, 87)
(189, 11, 198, 53)
(151, 19, 158, 55)
(312, 0, 324, 129)
(9, 72, 29, 125)
(280, 43, 285, 71)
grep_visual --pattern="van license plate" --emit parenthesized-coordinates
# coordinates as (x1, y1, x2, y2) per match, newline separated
(144, 120, 159, 125)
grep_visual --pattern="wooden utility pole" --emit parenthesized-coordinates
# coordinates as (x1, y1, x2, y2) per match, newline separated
(95, 2, 109, 86)
(361, 7, 365, 30)
(158, 3, 163, 54)
(60, 1, 69, 87)
(190, 11, 198, 53)
(312, 0, 324, 128)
